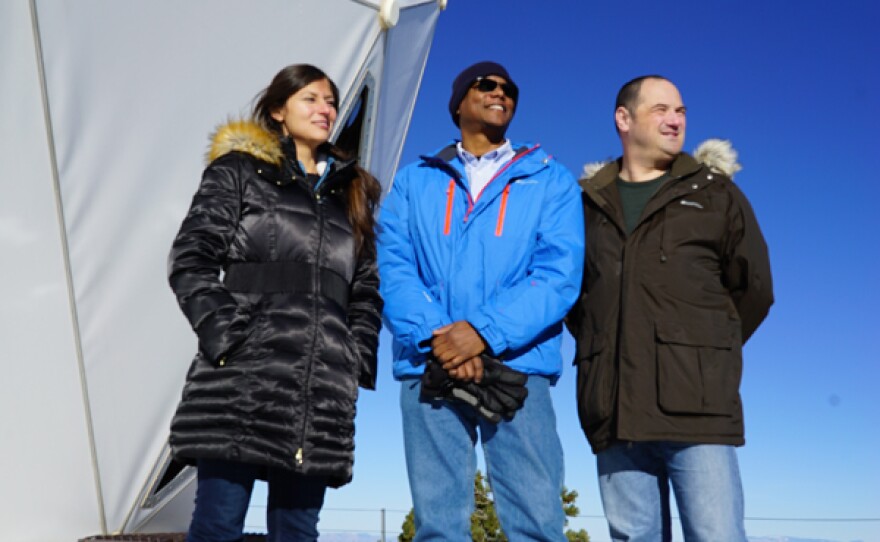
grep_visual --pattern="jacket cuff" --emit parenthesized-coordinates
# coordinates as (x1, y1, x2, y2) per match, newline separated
(409, 319, 445, 355)
(420, 310, 459, 354)
(358, 355, 377, 390)
(468, 313, 506, 356)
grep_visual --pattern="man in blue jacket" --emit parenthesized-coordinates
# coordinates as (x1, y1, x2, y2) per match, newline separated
(378, 61, 584, 541)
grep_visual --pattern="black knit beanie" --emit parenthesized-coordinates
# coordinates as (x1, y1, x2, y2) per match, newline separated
(448, 61, 518, 127)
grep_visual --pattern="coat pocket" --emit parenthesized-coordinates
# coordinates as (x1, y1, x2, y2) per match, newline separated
(576, 332, 615, 427)
(208, 296, 269, 368)
(655, 320, 742, 415)
(221, 307, 268, 366)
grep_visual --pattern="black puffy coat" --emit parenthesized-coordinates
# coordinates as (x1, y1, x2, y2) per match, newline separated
(168, 120, 382, 487)
(567, 151, 773, 454)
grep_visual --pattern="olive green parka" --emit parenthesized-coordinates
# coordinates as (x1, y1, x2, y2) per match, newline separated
(567, 147, 773, 453)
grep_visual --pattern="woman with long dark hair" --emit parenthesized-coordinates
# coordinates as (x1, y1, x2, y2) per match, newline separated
(167, 64, 382, 541)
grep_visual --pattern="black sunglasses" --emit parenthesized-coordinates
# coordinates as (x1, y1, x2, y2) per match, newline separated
(472, 77, 518, 101)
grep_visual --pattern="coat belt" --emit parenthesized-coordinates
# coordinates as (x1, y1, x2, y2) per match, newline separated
(224, 261, 349, 308)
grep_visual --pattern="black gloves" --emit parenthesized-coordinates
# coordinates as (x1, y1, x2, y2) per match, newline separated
(420, 354, 529, 422)
(475, 356, 529, 414)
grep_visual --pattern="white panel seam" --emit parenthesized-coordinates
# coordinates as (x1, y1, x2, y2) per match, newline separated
(30, 0, 109, 535)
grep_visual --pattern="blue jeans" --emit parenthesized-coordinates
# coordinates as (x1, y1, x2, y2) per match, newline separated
(400, 376, 567, 542)
(597, 442, 746, 542)
(187, 458, 327, 542)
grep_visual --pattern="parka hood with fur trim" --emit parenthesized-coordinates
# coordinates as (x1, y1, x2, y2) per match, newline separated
(206, 119, 285, 166)
(206, 119, 349, 181)
(580, 139, 742, 183)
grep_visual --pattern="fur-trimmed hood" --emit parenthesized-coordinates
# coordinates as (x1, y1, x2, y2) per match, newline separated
(206, 119, 284, 166)
(580, 139, 741, 181)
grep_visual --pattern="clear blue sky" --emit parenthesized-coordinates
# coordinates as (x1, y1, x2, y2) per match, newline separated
(252, 1, 880, 540)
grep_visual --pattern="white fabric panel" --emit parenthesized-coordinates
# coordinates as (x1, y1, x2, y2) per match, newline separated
(129, 480, 198, 534)
(370, 2, 441, 187)
(0, 2, 102, 540)
(32, 0, 379, 533)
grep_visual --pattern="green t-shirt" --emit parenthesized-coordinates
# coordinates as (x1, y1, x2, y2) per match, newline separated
(616, 173, 669, 234)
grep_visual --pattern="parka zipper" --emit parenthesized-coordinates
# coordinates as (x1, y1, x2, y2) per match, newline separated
(614, 240, 627, 432)
(296, 168, 330, 469)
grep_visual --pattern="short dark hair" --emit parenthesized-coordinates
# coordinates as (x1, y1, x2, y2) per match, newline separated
(614, 75, 670, 133)
(615, 75, 670, 115)
(253, 64, 340, 136)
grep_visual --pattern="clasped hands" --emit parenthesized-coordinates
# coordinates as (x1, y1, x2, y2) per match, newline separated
(431, 320, 487, 383)
(424, 322, 529, 422)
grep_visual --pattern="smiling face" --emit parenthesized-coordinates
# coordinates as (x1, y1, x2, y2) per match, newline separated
(271, 78, 337, 151)
(617, 78, 686, 166)
(456, 74, 516, 135)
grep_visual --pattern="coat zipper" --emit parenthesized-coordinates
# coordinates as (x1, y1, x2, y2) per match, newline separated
(296, 170, 331, 468)
(614, 240, 627, 435)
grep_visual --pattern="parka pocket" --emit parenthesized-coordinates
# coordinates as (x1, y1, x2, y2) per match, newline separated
(219, 301, 268, 366)
(575, 333, 615, 427)
(655, 320, 742, 415)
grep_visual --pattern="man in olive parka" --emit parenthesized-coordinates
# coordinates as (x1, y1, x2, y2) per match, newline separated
(568, 75, 773, 542)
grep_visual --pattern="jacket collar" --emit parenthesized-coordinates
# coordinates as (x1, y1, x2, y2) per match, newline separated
(581, 153, 708, 232)
(278, 137, 355, 189)
(583, 153, 705, 202)
(420, 140, 546, 182)
(668, 152, 703, 179)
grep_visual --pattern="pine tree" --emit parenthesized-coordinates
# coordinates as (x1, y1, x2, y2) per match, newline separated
(562, 486, 590, 542)
(471, 470, 505, 541)
(398, 509, 416, 542)
(398, 471, 589, 542)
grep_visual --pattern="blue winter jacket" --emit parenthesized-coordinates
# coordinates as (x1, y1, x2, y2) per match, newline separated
(378, 141, 584, 380)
